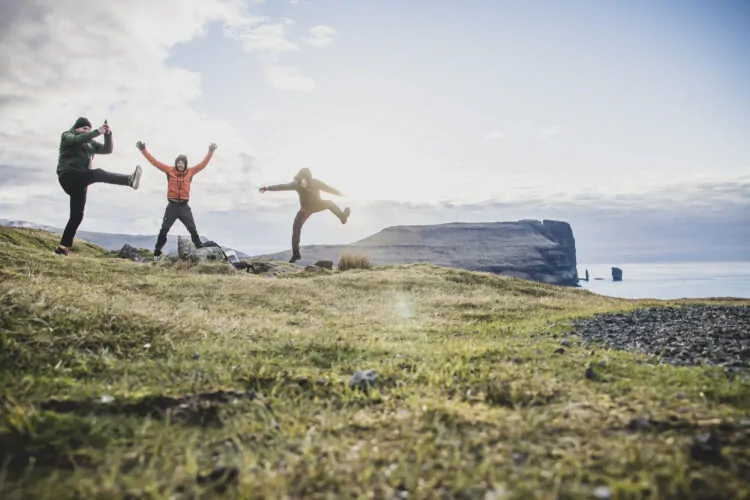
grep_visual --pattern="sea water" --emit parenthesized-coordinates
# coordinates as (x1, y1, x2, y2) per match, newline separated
(576, 262, 750, 300)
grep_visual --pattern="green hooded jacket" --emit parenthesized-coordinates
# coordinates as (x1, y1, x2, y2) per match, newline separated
(56, 126, 113, 176)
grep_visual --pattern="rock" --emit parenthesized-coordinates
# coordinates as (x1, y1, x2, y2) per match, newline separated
(314, 260, 334, 270)
(554, 348, 565, 355)
(585, 365, 596, 380)
(561, 339, 571, 347)
(570, 305, 750, 368)
(251, 220, 580, 286)
(304, 265, 331, 274)
(177, 235, 193, 259)
(593, 486, 612, 499)
(627, 417, 651, 431)
(247, 260, 277, 274)
(117, 244, 147, 262)
(349, 369, 377, 390)
(690, 433, 724, 465)
(612, 267, 623, 281)
(178, 236, 226, 262)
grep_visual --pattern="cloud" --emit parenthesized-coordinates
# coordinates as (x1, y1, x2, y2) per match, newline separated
(0, 1, 330, 229)
(482, 130, 504, 141)
(263, 65, 316, 91)
(304, 25, 337, 48)
(223, 17, 300, 63)
(541, 125, 570, 139)
(251, 110, 287, 121)
(0, 165, 43, 186)
(221, 16, 319, 90)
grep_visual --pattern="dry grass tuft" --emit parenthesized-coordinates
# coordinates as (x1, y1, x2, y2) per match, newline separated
(337, 252, 372, 271)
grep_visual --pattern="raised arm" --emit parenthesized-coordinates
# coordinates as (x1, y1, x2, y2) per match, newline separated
(61, 129, 101, 145)
(314, 179, 343, 196)
(136, 141, 171, 174)
(190, 143, 217, 175)
(263, 182, 297, 192)
(91, 132, 113, 154)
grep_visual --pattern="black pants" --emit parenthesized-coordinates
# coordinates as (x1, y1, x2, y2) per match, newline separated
(154, 201, 203, 256)
(58, 169, 131, 247)
(292, 200, 346, 256)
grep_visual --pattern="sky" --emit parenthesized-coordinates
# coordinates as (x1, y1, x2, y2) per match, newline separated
(0, 0, 748, 264)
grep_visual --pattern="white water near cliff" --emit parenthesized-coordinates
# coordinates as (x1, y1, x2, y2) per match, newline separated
(576, 261, 750, 300)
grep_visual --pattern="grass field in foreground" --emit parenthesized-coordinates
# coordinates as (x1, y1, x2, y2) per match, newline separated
(1, 226, 748, 499)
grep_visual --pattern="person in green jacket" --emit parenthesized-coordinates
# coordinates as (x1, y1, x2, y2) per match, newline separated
(54, 117, 142, 256)
(259, 167, 350, 263)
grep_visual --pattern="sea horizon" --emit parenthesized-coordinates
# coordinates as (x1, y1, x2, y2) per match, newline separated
(576, 261, 750, 300)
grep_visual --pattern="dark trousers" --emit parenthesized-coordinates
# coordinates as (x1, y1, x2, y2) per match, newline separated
(58, 169, 131, 247)
(292, 200, 346, 256)
(154, 201, 202, 256)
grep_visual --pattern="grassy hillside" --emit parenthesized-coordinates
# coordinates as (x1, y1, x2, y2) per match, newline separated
(0, 227, 748, 499)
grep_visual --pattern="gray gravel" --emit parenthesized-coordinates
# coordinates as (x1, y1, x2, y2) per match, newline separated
(570, 305, 750, 369)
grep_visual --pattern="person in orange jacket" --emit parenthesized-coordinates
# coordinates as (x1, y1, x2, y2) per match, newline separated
(259, 167, 350, 263)
(136, 140, 217, 260)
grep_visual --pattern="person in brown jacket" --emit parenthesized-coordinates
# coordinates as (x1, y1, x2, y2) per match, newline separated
(259, 167, 350, 263)
(136, 140, 217, 260)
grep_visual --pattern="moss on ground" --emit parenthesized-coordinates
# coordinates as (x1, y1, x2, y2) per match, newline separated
(0, 227, 748, 499)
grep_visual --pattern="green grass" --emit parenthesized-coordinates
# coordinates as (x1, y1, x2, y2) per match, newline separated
(0, 227, 748, 499)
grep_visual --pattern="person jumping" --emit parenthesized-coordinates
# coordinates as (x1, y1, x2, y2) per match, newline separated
(55, 117, 142, 256)
(136, 140, 217, 261)
(259, 167, 350, 263)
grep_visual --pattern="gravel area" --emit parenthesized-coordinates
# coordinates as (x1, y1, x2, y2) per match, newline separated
(570, 305, 750, 369)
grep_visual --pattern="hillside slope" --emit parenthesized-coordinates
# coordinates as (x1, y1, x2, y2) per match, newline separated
(0, 227, 748, 499)
(0, 219, 250, 257)
(254, 219, 579, 286)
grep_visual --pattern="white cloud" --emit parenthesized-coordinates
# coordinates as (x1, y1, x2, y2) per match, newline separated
(263, 65, 316, 91)
(223, 17, 300, 63)
(482, 130, 504, 141)
(251, 110, 287, 121)
(304, 25, 337, 48)
(0, 0, 321, 235)
(541, 125, 570, 139)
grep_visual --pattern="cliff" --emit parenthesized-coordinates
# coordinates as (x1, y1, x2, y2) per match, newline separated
(254, 219, 579, 286)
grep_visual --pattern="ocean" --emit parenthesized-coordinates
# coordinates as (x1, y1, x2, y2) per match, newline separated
(576, 262, 750, 300)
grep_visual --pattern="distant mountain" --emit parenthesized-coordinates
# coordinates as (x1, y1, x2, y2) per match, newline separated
(0, 219, 250, 258)
(253, 219, 580, 286)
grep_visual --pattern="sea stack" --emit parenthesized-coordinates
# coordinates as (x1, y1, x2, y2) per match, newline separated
(612, 267, 623, 281)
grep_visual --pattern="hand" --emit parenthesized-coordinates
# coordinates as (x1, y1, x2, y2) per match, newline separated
(104, 119, 111, 134)
(208, 142, 218, 152)
(259, 186, 267, 194)
(136, 141, 146, 151)
(97, 123, 109, 134)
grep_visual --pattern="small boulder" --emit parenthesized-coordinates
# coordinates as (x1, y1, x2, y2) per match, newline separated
(118, 244, 147, 262)
(178, 236, 227, 262)
(314, 260, 334, 270)
(247, 260, 277, 274)
(349, 369, 377, 390)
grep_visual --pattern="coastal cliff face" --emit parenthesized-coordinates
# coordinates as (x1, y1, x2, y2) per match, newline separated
(254, 220, 579, 286)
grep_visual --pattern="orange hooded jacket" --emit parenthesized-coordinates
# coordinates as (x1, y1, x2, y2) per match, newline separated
(139, 148, 214, 201)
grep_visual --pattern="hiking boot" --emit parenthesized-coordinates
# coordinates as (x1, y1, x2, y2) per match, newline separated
(129, 165, 142, 190)
(341, 207, 351, 224)
(153, 255, 160, 262)
(54, 245, 69, 256)
(289, 252, 302, 264)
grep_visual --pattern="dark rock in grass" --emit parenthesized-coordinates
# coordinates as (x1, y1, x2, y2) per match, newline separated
(349, 369, 377, 390)
(690, 432, 725, 465)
